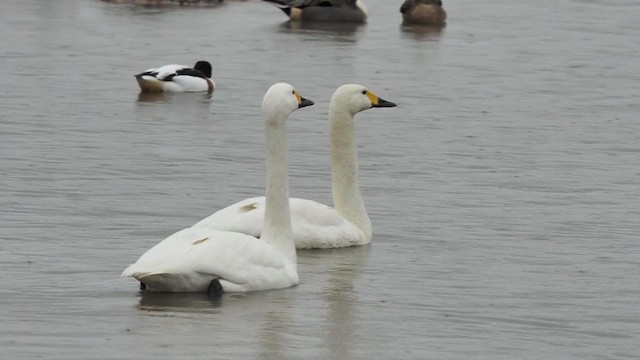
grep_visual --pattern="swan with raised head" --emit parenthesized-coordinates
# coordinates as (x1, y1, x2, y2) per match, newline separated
(193, 84, 396, 249)
(263, 0, 369, 23)
(400, 0, 447, 26)
(121, 83, 313, 294)
(134, 60, 215, 93)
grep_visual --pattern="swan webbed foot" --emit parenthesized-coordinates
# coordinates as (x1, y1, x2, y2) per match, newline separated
(139, 282, 147, 290)
(208, 279, 223, 299)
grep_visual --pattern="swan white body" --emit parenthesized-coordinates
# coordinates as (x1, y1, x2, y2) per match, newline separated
(122, 83, 313, 293)
(134, 61, 215, 93)
(193, 197, 365, 249)
(121, 228, 297, 292)
(193, 84, 396, 249)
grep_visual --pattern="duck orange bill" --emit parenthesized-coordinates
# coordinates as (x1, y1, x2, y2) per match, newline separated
(298, 97, 314, 108)
(373, 97, 397, 108)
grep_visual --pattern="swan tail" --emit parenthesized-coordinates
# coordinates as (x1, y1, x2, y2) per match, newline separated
(121, 266, 213, 293)
(121, 264, 148, 278)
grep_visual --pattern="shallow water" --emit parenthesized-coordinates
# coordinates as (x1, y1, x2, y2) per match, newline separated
(1, 0, 639, 359)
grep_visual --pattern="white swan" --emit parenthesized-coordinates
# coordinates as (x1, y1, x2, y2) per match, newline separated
(134, 60, 215, 93)
(193, 84, 396, 249)
(121, 83, 314, 294)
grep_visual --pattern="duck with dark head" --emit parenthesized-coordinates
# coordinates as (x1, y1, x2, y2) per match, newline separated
(263, 0, 369, 24)
(400, 0, 447, 26)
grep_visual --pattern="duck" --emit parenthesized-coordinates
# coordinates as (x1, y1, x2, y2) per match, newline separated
(192, 84, 396, 249)
(121, 83, 314, 294)
(104, 0, 224, 5)
(263, 0, 368, 23)
(400, 0, 447, 26)
(134, 60, 215, 93)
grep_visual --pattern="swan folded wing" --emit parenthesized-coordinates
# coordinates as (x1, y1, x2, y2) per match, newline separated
(290, 198, 365, 248)
(193, 197, 365, 248)
(192, 197, 266, 238)
(122, 227, 294, 292)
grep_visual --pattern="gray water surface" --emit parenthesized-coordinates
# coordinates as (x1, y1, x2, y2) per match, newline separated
(1, 0, 639, 359)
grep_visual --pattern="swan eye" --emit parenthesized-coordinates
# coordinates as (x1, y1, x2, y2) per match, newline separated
(362, 90, 367, 95)
(292, 90, 295, 94)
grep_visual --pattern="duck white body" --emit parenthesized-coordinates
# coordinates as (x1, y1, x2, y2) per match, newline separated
(193, 84, 396, 249)
(134, 61, 215, 93)
(122, 83, 313, 293)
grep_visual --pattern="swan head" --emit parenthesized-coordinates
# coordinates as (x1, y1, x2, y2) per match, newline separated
(331, 84, 397, 116)
(262, 83, 314, 122)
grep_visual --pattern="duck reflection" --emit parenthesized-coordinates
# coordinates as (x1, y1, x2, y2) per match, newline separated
(283, 20, 363, 33)
(278, 20, 364, 42)
(400, 23, 445, 41)
(136, 91, 213, 103)
(136, 92, 167, 103)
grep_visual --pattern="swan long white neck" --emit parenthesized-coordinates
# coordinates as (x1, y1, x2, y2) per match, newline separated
(329, 104, 372, 241)
(261, 112, 297, 265)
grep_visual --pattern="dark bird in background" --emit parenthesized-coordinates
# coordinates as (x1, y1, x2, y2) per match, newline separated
(400, 0, 447, 26)
(262, 0, 369, 23)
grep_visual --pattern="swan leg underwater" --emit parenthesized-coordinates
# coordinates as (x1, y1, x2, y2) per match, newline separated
(122, 83, 314, 293)
(193, 84, 397, 249)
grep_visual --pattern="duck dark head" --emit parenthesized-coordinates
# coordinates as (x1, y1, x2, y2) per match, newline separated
(193, 61, 212, 78)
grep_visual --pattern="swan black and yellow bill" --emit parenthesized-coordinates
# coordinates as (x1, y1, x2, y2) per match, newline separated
(294, 90, 314, 108)
(367, 91, 397, 108)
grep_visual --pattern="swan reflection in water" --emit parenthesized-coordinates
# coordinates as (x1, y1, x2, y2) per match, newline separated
(135, 245, 371, 359)
(138, 290, 228, 312)
(304, 245, 371, 359)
